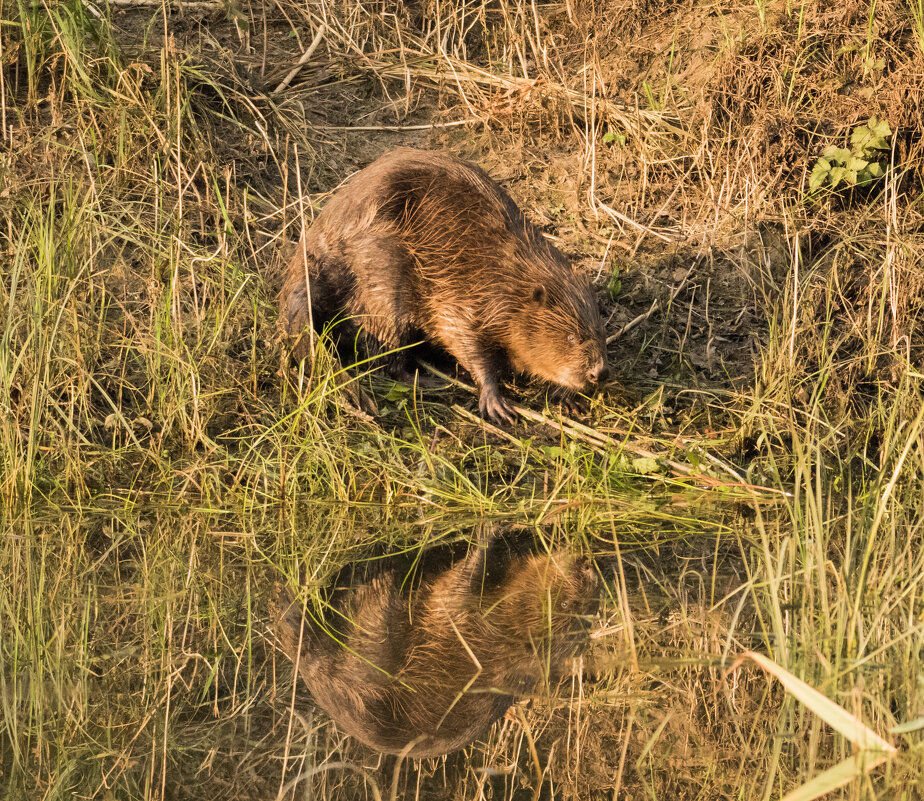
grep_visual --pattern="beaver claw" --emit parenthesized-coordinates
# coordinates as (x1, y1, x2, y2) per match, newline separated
(479, 387, 518, 427)
(551, 388, 585, 417)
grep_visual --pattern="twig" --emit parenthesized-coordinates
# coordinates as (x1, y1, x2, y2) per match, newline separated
(419, 361, 786, 497)
(272, 25, 327, 95)
(312, 118, 481, 132)
(609, 299, 658, 343)
(289, 12, 688, 140)
(607, 254, 702, 343)
(513, 404, 699, 478)
(102, 0, 222, 7)
(687, 445, 748, 484)
(451, 404, 525, 448)
(596, 198, 676, 243)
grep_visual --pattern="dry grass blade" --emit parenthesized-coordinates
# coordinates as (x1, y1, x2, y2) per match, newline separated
(778, 754, 896, 801)
(738, 651, 898, 801)
(740, 652, 896, 752)
(272, 24, 327, 95)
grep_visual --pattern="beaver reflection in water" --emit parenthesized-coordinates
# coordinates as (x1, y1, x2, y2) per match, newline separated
(274, 536, 599, 758)
(280, 148, 609, 425)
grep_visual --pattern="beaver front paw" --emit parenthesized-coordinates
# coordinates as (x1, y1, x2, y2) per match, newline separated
(550, 388, 586, 418)
(479, 386, 518, 427)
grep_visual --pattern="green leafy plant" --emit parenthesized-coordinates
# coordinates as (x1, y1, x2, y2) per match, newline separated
(809, 117, 892, 193)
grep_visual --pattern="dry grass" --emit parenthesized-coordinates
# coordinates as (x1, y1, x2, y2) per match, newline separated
(1, 0, 924, 799)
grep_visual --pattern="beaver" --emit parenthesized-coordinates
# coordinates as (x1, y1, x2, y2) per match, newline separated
(280, 148, 609, 425)
(274, 535, 599, 758)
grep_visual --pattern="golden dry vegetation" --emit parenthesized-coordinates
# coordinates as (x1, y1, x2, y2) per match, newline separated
(1, 0, 924, 799)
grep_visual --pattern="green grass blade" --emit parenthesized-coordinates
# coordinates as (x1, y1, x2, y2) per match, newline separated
(743, 651, 896, 753)
(779, 752, 893, 801)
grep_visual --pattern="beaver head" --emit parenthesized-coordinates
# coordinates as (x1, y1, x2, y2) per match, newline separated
(477, 550, 600, 690)
(507, 277, 609, 392)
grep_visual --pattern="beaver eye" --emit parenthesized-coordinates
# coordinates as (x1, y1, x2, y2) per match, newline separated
(560, 600, 570, 611)
(567, 334, 577, 344)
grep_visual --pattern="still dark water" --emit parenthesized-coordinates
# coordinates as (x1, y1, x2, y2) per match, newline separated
(262, 507, 756, 800)
(1, 501, 763, 800)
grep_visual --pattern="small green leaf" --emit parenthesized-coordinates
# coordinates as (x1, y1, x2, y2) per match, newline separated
(852, 117, 891, 153)
(828, 166, 847, 187)
(809, 164, 830, 192)
(866, 161, 884, 178)
(631, 456, 661, 474)
(846, 156, 869, 171)
(868, 137, 889, 153)
(384, 383, 411, 402)
(850, 125, 871, 148)
(844, 169, 858, 185)
(871, 117, 892, 138)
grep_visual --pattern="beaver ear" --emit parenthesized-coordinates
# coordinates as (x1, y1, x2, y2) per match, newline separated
(531, 284, 547, 305)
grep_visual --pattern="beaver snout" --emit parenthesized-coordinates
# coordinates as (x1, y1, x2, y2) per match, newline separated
(587, 360, 610, 385)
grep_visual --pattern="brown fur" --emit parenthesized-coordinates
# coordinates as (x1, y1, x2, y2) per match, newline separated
(274, 537, 599, 758)
(280, 148, 609, 424)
